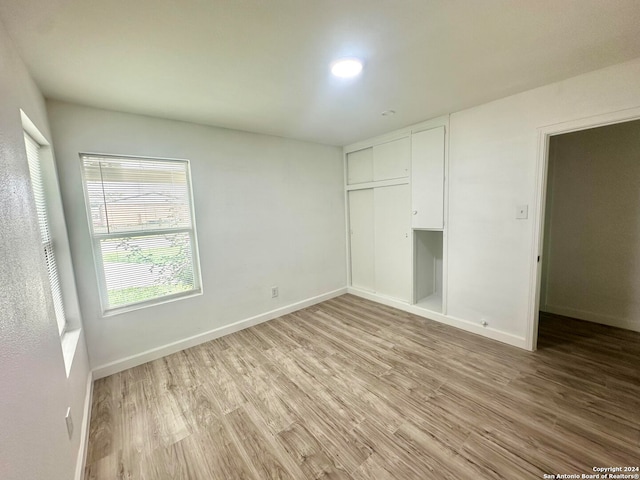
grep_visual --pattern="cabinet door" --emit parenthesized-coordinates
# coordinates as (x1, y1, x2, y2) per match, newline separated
(374, 185, 411, 302)
(411, 126, 445, 229)
(373, 137, 410, 181)
(348, 189, 375, 291)
(346, 147, 373, 185)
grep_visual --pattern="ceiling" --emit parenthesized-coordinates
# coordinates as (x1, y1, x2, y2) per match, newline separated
(1, 0, 640, 146)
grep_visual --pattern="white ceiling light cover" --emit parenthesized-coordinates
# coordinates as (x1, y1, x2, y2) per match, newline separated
(331, 58, 363, 78)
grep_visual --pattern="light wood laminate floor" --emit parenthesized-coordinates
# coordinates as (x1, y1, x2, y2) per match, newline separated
(84, 295, 640, 479)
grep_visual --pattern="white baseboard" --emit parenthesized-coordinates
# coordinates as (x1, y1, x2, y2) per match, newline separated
(92, 288, 348, 379)
(75, 370, 94, 480)
(347, 287, 528, 350)
(542, 304, 640, 333)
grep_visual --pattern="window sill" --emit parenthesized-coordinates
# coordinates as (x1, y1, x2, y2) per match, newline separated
(101, 288, 203, 318)
(61, 328, 81, 378)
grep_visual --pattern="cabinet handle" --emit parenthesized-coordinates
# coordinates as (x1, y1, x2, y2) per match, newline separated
(412, 210, 418, 215)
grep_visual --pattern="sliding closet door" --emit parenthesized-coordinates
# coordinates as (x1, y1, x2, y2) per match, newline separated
(374, 185, 411, 302)
(348, 189, 375, 291)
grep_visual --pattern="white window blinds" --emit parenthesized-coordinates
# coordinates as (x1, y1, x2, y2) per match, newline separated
(24, 132, 67, 335)
(81, 155, 201, 312)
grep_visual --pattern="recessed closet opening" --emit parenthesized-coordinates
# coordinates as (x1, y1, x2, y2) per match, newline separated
(414, 230, 443, 313)
(537, 118, 640, 345)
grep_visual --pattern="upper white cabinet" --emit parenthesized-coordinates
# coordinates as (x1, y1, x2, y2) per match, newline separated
(411, 126, 445, 229)
(346, 147, 373, 184)
(373, 137, 410, 181)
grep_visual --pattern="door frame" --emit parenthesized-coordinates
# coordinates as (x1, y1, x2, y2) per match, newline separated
(526, 105, 640, 351)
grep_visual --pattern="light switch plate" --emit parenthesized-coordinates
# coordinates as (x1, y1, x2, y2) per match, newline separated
(516, 205, 528, 219)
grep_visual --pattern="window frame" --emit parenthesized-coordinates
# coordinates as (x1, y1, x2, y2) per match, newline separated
(24, 131, 68, 335)
(79, 152, 203, 316)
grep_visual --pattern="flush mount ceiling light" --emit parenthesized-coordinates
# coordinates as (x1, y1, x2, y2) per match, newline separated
(330, 58, 363, 78)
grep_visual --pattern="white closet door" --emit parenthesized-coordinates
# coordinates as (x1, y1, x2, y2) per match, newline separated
(373, 137, 410, 181)
(348, 189, 375, 291)
(346, 147, 373, 185)
(374, 185, 411, 302)
(411, 126, 445, 229)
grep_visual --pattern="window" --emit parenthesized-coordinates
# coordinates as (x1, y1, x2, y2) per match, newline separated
(24, 132, 67, 335)
(80, 154, 202, 314)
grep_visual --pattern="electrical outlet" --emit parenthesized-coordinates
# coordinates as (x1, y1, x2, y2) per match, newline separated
(271, 286, 279, 298)
(65, 407, 73, 439)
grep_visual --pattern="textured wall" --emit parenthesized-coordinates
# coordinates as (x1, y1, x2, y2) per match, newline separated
(446, 57, 640, 344)
(47, 100, 346, 371)
(0, 22, 90, 480)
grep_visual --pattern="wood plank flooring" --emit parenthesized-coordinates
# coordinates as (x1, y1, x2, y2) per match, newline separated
(84, 295, 640, 479)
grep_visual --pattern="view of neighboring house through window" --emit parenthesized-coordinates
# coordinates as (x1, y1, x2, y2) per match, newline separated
(80, 154, 201, 313)
(24, 132, 67, 335)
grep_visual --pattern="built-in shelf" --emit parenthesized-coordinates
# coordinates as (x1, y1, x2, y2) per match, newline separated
(415, 292, 442, 313)
(414, 230, 443, 314)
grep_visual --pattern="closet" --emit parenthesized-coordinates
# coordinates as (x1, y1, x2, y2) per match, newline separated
(348, 189, 375, 292)
(374, 185, 411, 302)
(411, 126, 444, 229)
(347, 137, 411, 302)
(346, 117, 447, 312)
(411, 125, 446, 312)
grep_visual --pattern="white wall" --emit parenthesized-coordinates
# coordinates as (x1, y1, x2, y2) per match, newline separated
(46, 101, 346, 372)
(540, 120, 640, 332)
(447, 57, 640, 342)
(0, 21, 90, 480)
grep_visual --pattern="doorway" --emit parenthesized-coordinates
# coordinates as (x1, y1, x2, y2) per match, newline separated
(529, 108, 640, 350)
